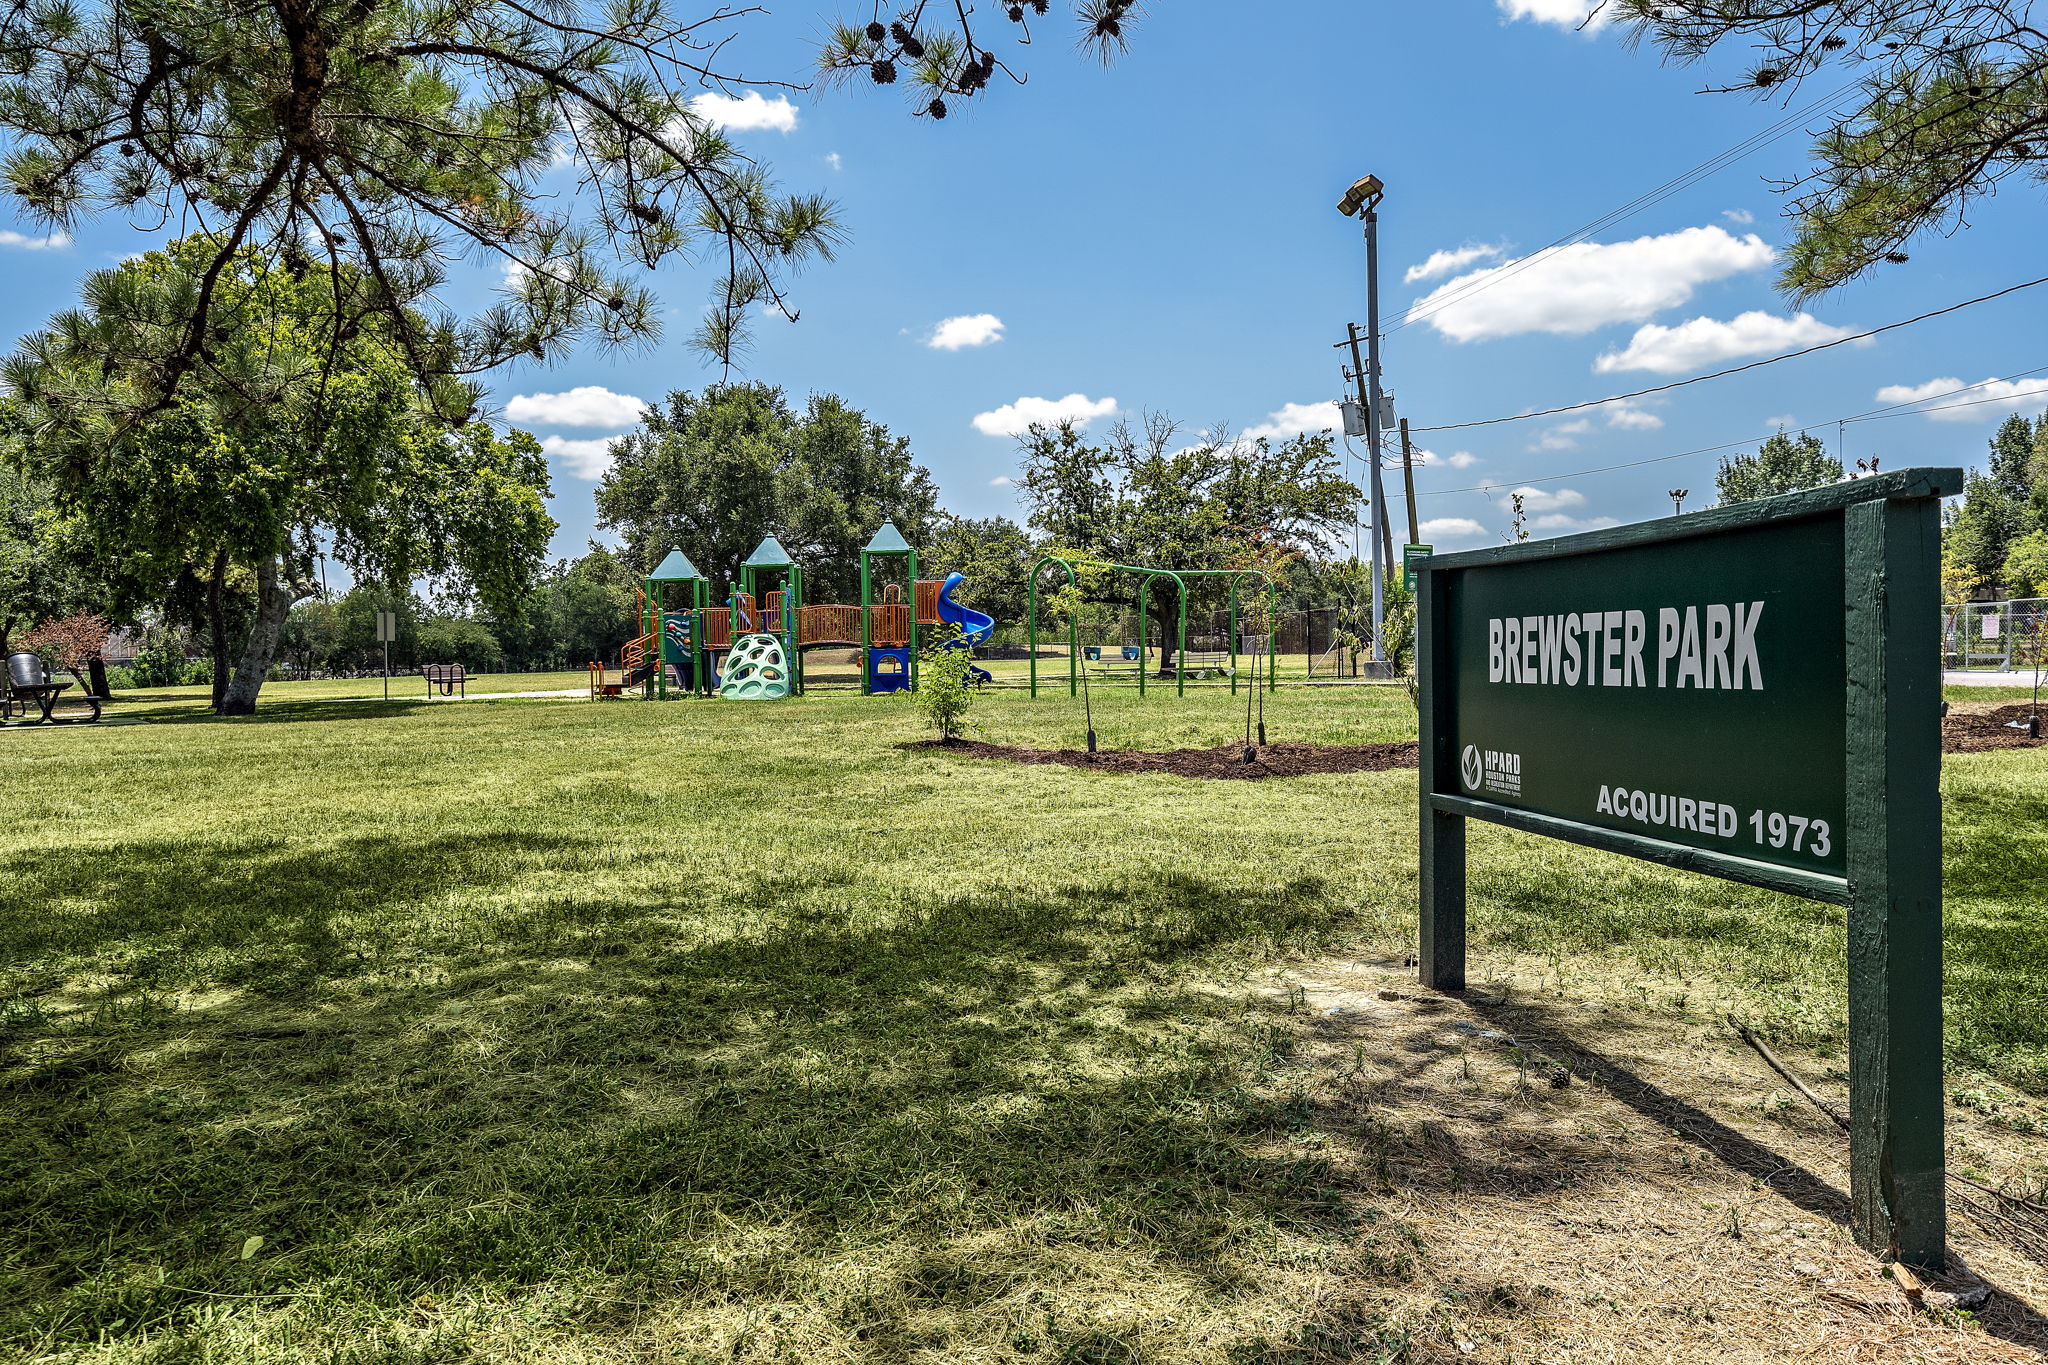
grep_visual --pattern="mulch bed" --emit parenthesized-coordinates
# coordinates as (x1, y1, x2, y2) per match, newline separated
(1945, 701, 2045, 754)
(903, 738, 1420, 781)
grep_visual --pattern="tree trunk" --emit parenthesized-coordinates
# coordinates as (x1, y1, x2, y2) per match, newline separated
(207, 550, 230, 713)
(220, 558, 302, 716)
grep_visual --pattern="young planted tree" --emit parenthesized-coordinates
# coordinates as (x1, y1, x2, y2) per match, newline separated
(1619, 3, 2048, 294)
(4, 240, 555, 713)
(1714, 431, 1845, 506)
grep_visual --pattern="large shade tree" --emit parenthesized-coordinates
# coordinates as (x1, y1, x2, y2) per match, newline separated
(1619, 2, 2048, 294)
(1017, 415, 1360, 667)
(4, 239, 555, 713)
(595, 382, 938, 602)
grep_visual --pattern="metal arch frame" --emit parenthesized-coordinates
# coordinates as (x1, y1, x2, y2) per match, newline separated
(1026, 555, 1278, 699)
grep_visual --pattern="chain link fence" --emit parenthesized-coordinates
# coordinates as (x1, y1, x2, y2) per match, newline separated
(1944, 598, 2048, 671)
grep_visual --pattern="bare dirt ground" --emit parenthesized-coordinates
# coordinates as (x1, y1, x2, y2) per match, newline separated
(904, 738, 1420, 779)
(1247, 955, 2048, 1363)
(1946, 701, 2046, 754)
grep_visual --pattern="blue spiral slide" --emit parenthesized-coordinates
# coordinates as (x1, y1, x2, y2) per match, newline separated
(936, 572, 995, 685)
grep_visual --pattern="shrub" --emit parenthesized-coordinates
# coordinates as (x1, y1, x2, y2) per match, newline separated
(184, 657, 213, 686)
(129, 642, 187, 688)
(917, 628, 974, 742)
(101, 666, 138, 692)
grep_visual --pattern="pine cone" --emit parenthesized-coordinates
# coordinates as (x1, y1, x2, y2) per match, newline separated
(927, 97, 947, 119)
(1007, 4, 1022, 18)
(900, 33, 924, 58)
(865, 20, 885, 41)
(870, 58, 896, 83)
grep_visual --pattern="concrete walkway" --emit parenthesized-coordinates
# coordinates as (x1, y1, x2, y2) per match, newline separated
(1946, 670, 2041, 688)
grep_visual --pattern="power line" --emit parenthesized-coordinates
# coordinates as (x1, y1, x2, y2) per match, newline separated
(1404, 272, 2048, 434)
(1374, 78, 1863, 340)
(1394, 363, 2048, 500)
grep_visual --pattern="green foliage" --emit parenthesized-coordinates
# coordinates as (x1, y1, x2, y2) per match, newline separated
(597, 384, 938, 600)
(921, 514, 1033, 626)
(415, 616, 504, 673)
(3, 239, 556, 712)
(1016, 415, 1358, 662)
(1618, 5, 2048, 293)
(99, 665, 136, 692)
(1946, 414, 2048, 589)
(916, 626, 974, 740)
(1714, 432, 1844, 506)
(0, 455, 99, 654)
(127, 640, 189, 689)
(2005, 531, 2048, 600)
(0, 0, 842, 399)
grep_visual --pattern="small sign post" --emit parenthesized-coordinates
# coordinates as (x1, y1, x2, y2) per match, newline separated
(1402, 543, 1433, 594)
(375, 610, 396, 701)
(1415, 468, 1959, 1269)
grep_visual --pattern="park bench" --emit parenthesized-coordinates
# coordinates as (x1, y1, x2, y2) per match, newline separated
(1083, 645, 1144, 679)
(421, 663, 468, 697)
(4, 651, 103, 725)
(1174, 650, 1234, 680)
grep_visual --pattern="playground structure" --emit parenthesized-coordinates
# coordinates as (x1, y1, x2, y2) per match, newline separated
(1026, 555, 1279, 699)
(605, 523, 972, 699)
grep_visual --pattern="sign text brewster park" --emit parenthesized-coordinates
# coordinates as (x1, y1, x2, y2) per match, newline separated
(1414, 468, 1960, 1269)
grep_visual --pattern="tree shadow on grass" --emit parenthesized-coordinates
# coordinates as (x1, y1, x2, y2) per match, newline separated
(0, 830, 593, 996)
(1465, 995, 2048, 1355)
(1, 867, 1619, 1361)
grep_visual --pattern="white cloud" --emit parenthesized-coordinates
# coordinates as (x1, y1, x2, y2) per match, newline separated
(1415, 449, 1481, 469)
(971, 393, 1118, 437)
(1409, 226, 1774, 342)
(1530, 513, 1622, 533)
(927, 313, 1005, 350)
(1723, 208, 1755, 225)
(1497, 0, 1611, 28)
(1594, 310, 1863, 375)
(1404, 243, 1504, 285)
(1764, 414, 1798, 429)
(1244, 400, 1340, 442)
(1530, 418, 1593, 451)
(1874, 375, 2048, 422)
(0, 229, 70, 250)
(1510, 486, 1586, 513)
(1600, 398, 1664, 430)
(988, 475, 1013, 487)
(826, 152, 843, 171)
(540, 435, 620, 480)
(690, 91, 799, 133)
(1419, 517, 1489, 542)
(505, 386, 647, 429)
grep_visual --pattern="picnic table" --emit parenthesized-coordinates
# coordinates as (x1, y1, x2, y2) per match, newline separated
(421, 663, 468, 697)
(4, 651, 104, 724)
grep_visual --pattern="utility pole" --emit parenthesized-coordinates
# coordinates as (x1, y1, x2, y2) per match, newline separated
(1668, 488, 1689, 516)
(1399, 417, 1421, 549)
(1339, 174, 1389, 670)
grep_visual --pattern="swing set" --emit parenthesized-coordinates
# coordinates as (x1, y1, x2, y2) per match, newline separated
(1025, 555, 1278, 699)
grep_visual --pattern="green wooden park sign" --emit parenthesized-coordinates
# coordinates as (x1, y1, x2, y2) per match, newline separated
(1413, 467, 1961, 1269)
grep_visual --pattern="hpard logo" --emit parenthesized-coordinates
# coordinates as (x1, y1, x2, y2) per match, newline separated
(1463, 744, 1524, 797)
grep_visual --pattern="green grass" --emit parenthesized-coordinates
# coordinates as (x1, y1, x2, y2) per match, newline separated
(1, 686, 2042, 1361)
(106, 670, 597, 714)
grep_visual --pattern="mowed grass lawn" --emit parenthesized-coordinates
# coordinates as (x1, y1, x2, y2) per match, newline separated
(2, 685, 2044, 1362)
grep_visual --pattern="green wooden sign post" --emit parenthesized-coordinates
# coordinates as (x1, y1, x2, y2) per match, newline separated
(1414, 468, 1959, 1269)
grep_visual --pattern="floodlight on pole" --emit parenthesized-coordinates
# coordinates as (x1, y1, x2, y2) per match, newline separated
(1340, 173, 1391, 670)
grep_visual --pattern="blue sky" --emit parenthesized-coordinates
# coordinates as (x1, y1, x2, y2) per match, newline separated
(8, 0, 2045, 567)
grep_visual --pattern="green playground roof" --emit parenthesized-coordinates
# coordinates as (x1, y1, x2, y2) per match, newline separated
(743, 535, 795, 567)
(863, 521, 913, 555)
(647, 549, 702, 582)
